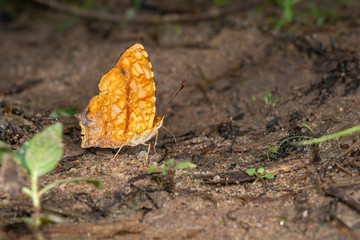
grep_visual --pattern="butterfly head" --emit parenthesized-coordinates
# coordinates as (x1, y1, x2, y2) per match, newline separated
(154, 116, 164, 129)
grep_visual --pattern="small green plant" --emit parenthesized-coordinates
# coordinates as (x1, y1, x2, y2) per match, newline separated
(147, 158, 196, 193)
(266, 135, 311, 161)
(274, 0, 301, 29)
(264, 87, 276, 105)
(300, 121, 313, 132)
(124, 0, 143, 19)
(0, 123, 102, 229)
(249, 0, 300, 29)
(49, 107, 77, 117)
(246, 167, 274, 184)
(251, 0, 350, 30)
(252, 95, 256, 102)
(148, 158, 196, 175)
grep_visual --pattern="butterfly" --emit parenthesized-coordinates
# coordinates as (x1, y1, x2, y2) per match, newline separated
(77, 43, 164, 160)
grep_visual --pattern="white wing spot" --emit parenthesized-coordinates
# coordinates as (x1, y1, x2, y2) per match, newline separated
(112, 104, 121, 113)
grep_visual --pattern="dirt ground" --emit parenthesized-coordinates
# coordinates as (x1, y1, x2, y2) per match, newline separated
(1, 0, 360, 239)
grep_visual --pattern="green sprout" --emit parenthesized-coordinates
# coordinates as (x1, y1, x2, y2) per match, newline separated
(274, 0, 301, 29)
(264, 87, 276, 105)
(148, 158, 196, 176)
(147, 158, 196, 193)
(246, 167, 274, 184)
(250, 0, 349, 30)
(252, 95, 256, 102)
(0, 123, 102, 229)
(249, 0, 300, 29)
(266, 135, 311, 161)
(300, 121, 313, 132)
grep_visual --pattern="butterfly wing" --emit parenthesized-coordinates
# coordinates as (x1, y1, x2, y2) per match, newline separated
(78, 43, 156, 148)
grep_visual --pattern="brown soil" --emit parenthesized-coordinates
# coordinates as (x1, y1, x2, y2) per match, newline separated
(1, 1, 360, 239)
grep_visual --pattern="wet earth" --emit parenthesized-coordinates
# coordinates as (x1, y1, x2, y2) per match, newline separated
(1, 1, 360, 239)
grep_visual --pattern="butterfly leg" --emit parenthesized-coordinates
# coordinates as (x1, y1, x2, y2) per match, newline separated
(111, 143, 125, 161)
(146, 143, 151, 165)
(161, 125, 177, 145)
(153, 131, 159, 154)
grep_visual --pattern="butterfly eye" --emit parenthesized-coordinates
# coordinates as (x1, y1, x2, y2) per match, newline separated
(120, 68, 128, 77)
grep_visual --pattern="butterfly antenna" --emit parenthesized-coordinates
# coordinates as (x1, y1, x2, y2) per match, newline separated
(157, 78, 186, 117)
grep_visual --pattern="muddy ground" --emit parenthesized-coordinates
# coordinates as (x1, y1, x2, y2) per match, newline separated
(1, 0, 360, 239)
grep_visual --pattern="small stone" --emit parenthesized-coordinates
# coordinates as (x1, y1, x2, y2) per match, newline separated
(213, 175, 221, 181)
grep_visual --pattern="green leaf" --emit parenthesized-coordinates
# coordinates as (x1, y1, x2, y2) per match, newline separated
(147, 164, 158, 174)
(0, 141, 13, 164)
(246, 168, 256, 176)
(162, 165, 169, 175)
(268, 146, 277, 154)
(300, 121, 313, 132)
(264, 173, 274, 179)
(14, 142, 29, 171)
(15, 123, 63, 176)
(84, 179, 103, 188)
(165, 158, 175, 166)
(21, 217, 34, 225)
(175, 161, 196, 170)
(257, 167, 265, 174)
(49, 108, 77, 117)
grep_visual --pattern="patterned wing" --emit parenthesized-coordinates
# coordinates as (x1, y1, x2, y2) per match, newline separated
(78, 43, 156, 148)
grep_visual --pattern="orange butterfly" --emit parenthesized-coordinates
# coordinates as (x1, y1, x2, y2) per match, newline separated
(77, 43, 164, 161)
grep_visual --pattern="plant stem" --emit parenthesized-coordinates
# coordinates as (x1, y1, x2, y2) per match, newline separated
(296, 125, 360, 145)
(31, 172, 41, 227)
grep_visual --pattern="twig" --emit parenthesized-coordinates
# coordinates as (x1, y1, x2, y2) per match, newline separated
(32, 0, 250, 24)
(325, 185, 360, 214)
